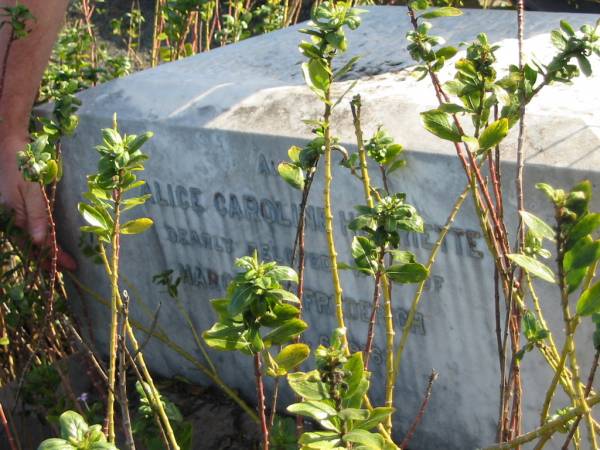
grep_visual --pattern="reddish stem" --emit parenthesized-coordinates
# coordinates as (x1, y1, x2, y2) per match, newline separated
(400, 370, 438, 450)
(364, 251, 384, 370)
(254, 353, 269, 450)
(0, 402, 18, 450)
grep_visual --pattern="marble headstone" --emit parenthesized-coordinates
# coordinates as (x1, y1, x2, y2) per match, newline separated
(56, 7, 600, 449)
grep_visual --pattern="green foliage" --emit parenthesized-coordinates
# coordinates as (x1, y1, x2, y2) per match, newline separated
(78, 116, 153, 242)
(132, 381, 193, 450)
(287, 329, 395, 450)
(18, 83, 81, 186)
(203, 252, 306, 354)
(0, 3, 34, 39)
(39, 10, 132, 104)
(515, 311, 550, 361)
(269, 416, 298, 449)
(298, 1, 363, 101)
(363, 126, 406, 175)
(507, 253, 556, 284)
(37, 411, 118, 450)
(346, 195, 427, 283)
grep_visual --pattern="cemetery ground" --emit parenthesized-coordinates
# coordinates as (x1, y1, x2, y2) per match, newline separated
(2, 0, 600, 450)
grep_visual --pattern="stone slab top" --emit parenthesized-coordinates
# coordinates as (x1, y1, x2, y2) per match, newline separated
(73, 7, 600, 170)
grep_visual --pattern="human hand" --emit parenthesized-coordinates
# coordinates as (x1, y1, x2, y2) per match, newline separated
(0, 135, 76, 270)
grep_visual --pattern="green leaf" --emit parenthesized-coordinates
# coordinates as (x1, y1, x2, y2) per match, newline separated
(127, 131, 153, 152)
(298, 431, 341, 447)
(386, 263, 429, 284)
(120, 217, 153, 235)
(78, 203, 107, 229)
(567, 213, 600, 248)
(389, 250, 416, 265)
(478, 118, 509, 150)
(520, 211, 555, 241)
(333, 56, 360, 80)
(577, 55, 592, 77)
(507, 254, 556, 283)
(43, 160, 59, 184)
(59, 410, 88, 441)
(421, 109, 462, 142)
(438, 103, 466, 114)
(278, 162, 304, 190)
(288, 145, 302, 163)
(89, 443, 119, 450)
(436, 46, 458, 60)
(338, 408, 369, 421)
(564, 239, 600, 272)
(275, 343, 310, 371)
(302, 59, 331, 99)
(351, 236, 377, 274)
(269, 265, 299, 283)
(202, 322, 249, 352)
(121, 194, 151, 212)
(536, 183, 557, 203)
(228, 284, 255, 316)
(288, 371, 330, 400)
(269, 289, 301, 304)
(551, 29, 567, 51)
(420, 7, 462, 19)
(560, 20, 575, 36)
(264, 318, 307, 345)
(325, 29, 346, 51)
(287, 400, 337, 422)
(577, 282, 600, 316)
(37, 438, 75, 450)
(343, 353, 364, 397)
(343, 429, 385, 449)
(355, 407, 395, 431)
(102, 128, 122, 147)
(567, 266, 587, 294)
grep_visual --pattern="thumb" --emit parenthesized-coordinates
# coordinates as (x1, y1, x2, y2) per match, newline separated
(24, 185, 49, 245)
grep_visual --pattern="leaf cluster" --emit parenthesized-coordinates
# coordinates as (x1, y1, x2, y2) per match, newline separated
(299, 2, 363, 101)
(345, 195, 428, 285)
(203, 252, 307, 354)
(18, 84, 81, 185)
(132, 381, 193, 450)
(37, 411, 117, 450)
(287, 329, 395, 450)
(363, 126, 405, 174)
(0, 4, 34, 39)
(78, 118, 154, 242)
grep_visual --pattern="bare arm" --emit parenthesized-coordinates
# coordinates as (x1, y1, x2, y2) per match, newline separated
(0, 0, 74, 268)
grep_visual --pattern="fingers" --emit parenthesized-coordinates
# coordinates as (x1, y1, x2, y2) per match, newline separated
(57, 245, 77, 271)
(23, 182, 49, 245)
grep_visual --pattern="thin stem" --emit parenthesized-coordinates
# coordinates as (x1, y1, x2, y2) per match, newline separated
(364, 252, 383, 370)
(269, 377, 279, 428)
(118, 296, 136, 450)
(393, 184, 469, 380)
(482, 392, 600, 450)
(322, 58, 346, 345)
(255, 353, 269, 450)
(514, 0, 526, 254)
(67, 270, 259, 423)
(382, 274, 394, 433)
(0, 402, 18, 450)
(105, 189, 121, 443)
(98, 239, 181, 449)
(562, 351, 600, 449)
(400, 370, 438, 450)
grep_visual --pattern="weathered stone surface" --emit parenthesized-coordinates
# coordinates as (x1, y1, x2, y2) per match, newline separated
(56, 7, 600, 449)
